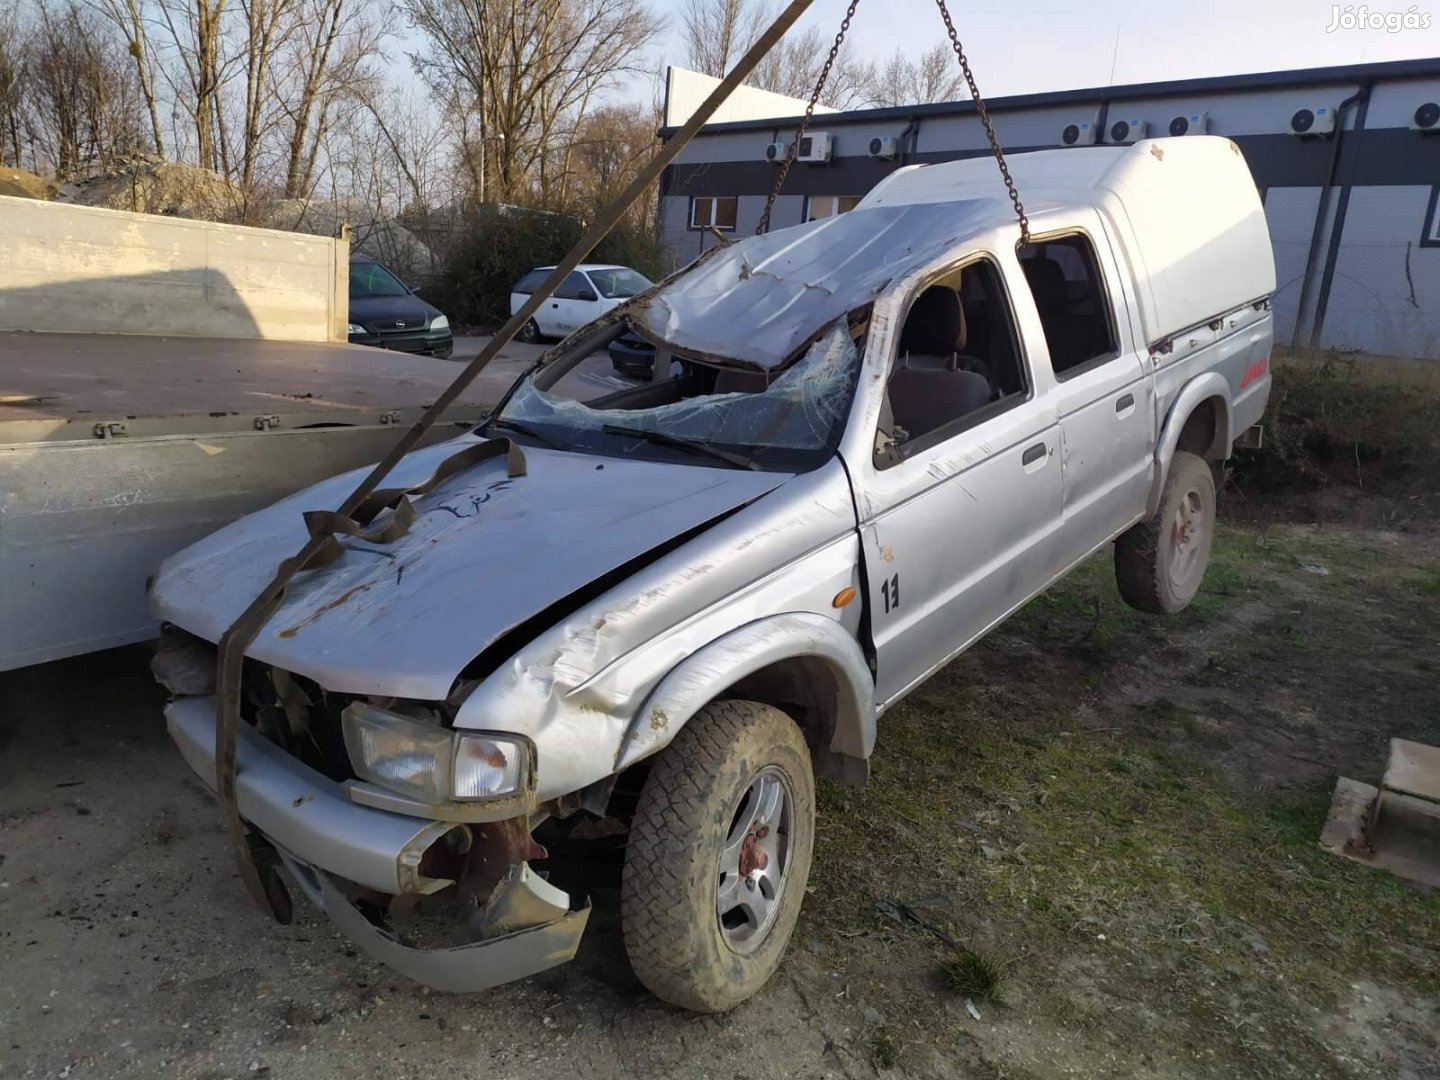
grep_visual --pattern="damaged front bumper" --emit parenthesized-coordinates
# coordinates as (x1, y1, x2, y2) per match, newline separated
(166, 695, 589, 993)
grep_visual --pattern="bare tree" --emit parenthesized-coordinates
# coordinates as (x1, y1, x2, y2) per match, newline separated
(155, 0, 229, 173)
(88, 0, 166, 155)
(26, 1, 150, 177)
(860, 44, 965, 108)
(680, 0, 871, 110)
(402, 0, 663, 205)
(751, 26, 872, 110)
(0, 11, 26, 167)
(680, 0, 764, 79)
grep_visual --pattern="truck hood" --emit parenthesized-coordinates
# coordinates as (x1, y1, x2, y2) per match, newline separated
(151, 436, 789, 700)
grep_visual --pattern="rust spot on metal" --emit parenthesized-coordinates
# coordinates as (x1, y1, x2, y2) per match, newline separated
(1150, 145, 1165, 161)
(649, 708, 669, 732)
(278, 582, 372, 638)
(880, 545, 895, 563)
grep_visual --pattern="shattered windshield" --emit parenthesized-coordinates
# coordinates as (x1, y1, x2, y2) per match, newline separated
(493, 320, 860, 471)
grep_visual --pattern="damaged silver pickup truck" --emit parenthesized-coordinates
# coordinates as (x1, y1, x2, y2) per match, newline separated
(151, 136, 1275, 1012)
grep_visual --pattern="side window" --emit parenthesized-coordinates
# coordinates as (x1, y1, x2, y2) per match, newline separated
(877, 258, 1027, 465)
(1423, 185, 1440, 247)
(690, 196, 738, 231)
(1018, 233, 1119, 378)
(555, 271, 597, 301)
(805, 195, 861, 221)
(513, 269, 548, 294)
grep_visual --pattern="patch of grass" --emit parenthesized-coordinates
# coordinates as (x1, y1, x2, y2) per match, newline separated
(869, 1029, 899, 1070)
(939, 950, 1005, 1004)
(1232, 349, 1440, 497)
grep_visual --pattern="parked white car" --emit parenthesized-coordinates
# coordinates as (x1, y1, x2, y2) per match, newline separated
(510, 263, 652, 342)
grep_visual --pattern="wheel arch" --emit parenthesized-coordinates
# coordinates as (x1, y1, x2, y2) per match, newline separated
(613, 613, 875, 783)
(1147, 374, 1233, 516)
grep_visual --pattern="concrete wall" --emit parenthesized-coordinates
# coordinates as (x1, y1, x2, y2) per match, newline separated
(0, 196, 349, 341)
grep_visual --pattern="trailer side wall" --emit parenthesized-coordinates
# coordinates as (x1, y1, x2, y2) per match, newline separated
(0, 196, 349, 342)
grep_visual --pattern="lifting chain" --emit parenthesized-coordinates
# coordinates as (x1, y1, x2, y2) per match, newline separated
(756, 0, 861, 235)
(933, 0, 1030, 243)
(755, 0, 1029, 244)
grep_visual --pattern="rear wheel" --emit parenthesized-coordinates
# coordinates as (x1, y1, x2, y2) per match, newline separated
(621, 700, 814, 1012)
(1115, 450, 1216, 614)
(517, 318, 542, 344)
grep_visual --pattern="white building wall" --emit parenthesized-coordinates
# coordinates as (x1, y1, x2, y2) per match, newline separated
(1321, 186, 1440, 358)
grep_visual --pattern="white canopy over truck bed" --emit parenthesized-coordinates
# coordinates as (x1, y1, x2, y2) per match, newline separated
(0, 333, 487, 671)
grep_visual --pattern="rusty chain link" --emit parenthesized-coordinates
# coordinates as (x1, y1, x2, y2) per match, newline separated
(755, 0, 861, 235)
(934, 0, 1029, 243)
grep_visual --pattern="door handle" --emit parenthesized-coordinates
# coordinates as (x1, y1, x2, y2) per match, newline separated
(1022, 442, 1047, 466)
(1115, 393, 1135, 413)
(551, 302, 560, 308)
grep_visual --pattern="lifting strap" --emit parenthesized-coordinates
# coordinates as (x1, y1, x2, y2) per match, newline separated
(210, 0, 822, 921)
(757, 0, 1029, 245)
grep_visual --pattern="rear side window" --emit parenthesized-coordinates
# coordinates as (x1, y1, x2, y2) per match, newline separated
(513, 269, 550, 294)
(1018, 234, 1119, 378)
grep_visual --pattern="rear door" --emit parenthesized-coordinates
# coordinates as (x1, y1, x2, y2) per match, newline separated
(1018, 215, 1154, 563)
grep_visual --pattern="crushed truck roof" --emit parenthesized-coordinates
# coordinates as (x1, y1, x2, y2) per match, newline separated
(636, 137, 1273, 367)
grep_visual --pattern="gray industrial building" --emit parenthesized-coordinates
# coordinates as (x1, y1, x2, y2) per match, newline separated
(658, 57, 1440, 359)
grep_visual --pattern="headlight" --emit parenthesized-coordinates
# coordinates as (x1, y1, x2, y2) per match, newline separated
(348, 322, 366, 334)
(341, 702, 530, 804)
(428, 314, 449, 331)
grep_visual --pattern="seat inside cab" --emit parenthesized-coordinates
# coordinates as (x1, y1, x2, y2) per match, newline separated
(880, 260, 1026, 456)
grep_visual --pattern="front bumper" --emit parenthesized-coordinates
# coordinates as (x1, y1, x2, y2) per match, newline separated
(349, 329, 454, 358)
(166, 696, 589, 992)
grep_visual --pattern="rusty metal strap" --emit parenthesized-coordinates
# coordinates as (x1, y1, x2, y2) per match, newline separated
(212, 0, 821, 921)
(212, 436, 524, 912)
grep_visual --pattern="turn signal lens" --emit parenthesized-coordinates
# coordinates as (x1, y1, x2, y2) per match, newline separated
(832, 586, 857, 608)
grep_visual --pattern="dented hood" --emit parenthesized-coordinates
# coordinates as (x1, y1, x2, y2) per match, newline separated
(151, 436, 788, 700)
(634, 201, 990, 369)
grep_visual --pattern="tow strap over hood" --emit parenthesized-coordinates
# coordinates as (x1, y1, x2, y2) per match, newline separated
(151, 436, 788, 700)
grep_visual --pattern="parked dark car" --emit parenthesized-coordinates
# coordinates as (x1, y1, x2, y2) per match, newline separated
(348, 257, 453, 359)
(608, 330, 656, 377)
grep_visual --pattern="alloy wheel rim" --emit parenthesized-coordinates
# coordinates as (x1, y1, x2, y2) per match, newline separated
(716, 765, 793, 952)
(1168, 487, 1208, 590)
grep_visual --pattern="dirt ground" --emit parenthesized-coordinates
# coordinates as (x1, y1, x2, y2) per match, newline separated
(2, 503, 1437, 1080)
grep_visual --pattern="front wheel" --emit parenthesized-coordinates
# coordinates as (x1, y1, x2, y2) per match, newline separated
(517, 318, 542, 344)
(1115, 450, 1216, 614)
(621, 700, 815, 1012)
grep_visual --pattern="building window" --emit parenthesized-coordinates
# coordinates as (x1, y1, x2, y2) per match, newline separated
(690, 196, 738, 231)
(805, 195, 861, 222)
(1424, 186, 1440, 248)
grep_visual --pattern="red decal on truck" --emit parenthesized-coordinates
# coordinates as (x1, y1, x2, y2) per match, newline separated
(1240, 355, 1269, 390)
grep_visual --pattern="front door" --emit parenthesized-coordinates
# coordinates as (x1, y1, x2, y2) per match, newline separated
(848, 254, 1065, 706)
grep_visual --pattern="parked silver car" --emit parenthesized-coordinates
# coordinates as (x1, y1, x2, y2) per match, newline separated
(151, 137, 1275, 1012)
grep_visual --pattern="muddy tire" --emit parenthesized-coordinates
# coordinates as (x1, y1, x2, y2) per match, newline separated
(517, 318, 542, 344)
(1115, 450, 1216, 614)
(621, 700, 815, 1012)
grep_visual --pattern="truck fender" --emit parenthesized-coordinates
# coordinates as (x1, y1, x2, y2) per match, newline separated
(613, 612, 875, 774)
(1147, 373, 1233, 516)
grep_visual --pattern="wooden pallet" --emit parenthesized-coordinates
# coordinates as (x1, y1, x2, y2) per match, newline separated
(1320, 739, 1440, 888)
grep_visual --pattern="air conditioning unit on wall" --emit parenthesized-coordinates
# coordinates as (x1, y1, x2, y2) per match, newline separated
(1168, 112, 1210, 137)
(868, 136, 898, 160)
(764, 141, 788, 163)
(1108, 118, 1149, 144)
(1289, 106, 1336, 137)
(1411, 102, 1440, 133)
(1060, 119, 1100, 146)
(795, 132, 833, 163)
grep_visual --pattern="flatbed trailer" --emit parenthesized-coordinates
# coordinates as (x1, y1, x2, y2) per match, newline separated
(0, 331, 489, 671)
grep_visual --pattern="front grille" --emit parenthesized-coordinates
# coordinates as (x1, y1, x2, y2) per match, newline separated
(241, 660, 355, 782)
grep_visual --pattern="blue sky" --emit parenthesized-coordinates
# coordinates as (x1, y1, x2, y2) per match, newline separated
(633, 0, 1438, 99)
